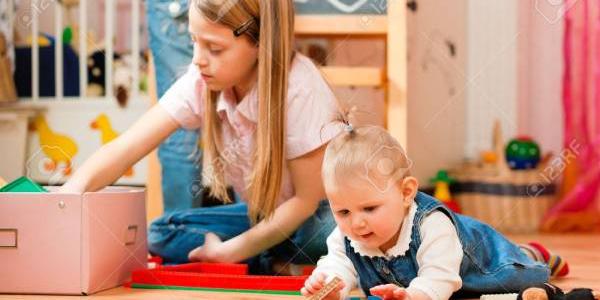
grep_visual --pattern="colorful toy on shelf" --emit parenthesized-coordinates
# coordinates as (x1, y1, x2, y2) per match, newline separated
(505, 136, 541, 170)
(481, 150, 498, 164)
(127, 262, 308, 296)
(430, 170, 461, 213)
(60, 0, 80, 47)
(0, 176, 48, 193)
(62, 26, 73, 45)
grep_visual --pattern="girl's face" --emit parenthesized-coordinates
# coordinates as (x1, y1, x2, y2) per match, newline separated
(188, 7, 259, 94)
(327, 177, 418, 252)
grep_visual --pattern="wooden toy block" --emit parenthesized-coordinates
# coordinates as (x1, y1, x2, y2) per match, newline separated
(309, 276, 342, 300)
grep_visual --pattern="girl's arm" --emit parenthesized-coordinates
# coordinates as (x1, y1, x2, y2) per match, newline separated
(212, 144, 329, 262)
(60, 105, 180, 193)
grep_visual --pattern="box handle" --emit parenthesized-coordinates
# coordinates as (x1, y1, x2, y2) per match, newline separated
(0, 228, 18, 248)
(124, 225, 137, 246)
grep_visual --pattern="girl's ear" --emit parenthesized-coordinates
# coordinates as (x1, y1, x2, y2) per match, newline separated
(399, 176, 419, 207)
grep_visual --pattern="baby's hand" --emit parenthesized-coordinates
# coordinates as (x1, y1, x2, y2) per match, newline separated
(370, 284, 410, 300)
(300, 272, 344, 300)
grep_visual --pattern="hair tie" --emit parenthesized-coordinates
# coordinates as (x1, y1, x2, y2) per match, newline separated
(344, 123, 354, 133)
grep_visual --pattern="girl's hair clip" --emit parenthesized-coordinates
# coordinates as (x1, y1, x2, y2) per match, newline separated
(233, 18, 257, 37)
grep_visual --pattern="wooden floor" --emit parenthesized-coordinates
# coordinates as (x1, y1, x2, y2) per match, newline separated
(1, 234, 598, 300)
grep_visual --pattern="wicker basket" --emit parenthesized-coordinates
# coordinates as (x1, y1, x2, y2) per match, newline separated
(449, 122, 557, 234)
(450, 166, 556, 233)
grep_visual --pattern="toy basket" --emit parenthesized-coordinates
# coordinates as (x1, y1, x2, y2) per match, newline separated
(450, 165, 556, 233)
(449, 123, 557, 233)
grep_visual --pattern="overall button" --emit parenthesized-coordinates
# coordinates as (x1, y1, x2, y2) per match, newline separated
(168, 1, 182, 17)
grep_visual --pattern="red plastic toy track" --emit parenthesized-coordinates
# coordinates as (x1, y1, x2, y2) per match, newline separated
(130, 262, 308, 292)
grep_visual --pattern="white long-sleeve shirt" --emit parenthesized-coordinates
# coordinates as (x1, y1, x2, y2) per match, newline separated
(313, 203, 464, 300)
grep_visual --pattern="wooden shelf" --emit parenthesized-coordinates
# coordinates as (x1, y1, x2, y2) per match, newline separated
(319, 66, 385, 87)
(295, 15, 388, 36)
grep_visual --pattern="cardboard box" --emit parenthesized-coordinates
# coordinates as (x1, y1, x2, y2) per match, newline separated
(0, 187, 147, 295)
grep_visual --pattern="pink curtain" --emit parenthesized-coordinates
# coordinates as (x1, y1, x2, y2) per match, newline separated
(542, 0, 600, 232)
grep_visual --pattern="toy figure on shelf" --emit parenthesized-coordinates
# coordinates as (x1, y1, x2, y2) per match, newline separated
(430, 170, 461, 213)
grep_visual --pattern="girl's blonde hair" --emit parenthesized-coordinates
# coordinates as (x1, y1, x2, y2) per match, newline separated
(195, 0, 294, 224)
(322, 123, 412, 194)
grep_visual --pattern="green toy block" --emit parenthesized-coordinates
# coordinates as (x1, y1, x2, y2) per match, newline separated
(0, 176, 48, 193)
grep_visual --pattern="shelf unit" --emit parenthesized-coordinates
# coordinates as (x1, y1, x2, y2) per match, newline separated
(294, 3, 407, 146)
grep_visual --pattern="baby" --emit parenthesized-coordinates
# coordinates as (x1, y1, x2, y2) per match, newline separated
(301, 125, 568, 300)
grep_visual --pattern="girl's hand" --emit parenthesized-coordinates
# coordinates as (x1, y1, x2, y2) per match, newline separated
(300, 273, 344, 300)
(370, 284, 410, 300)
(188, 232, 230, 262)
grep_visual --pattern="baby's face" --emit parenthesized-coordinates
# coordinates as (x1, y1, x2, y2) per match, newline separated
(327, 179, 416, 252)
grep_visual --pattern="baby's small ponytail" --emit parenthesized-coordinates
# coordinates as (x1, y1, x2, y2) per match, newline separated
(334, 105, 359, 139)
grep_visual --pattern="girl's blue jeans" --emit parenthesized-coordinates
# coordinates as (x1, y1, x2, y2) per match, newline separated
(148, 200, 336, 274)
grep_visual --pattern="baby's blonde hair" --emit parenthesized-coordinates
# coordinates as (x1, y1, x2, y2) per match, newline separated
(322, 125, 412, 194)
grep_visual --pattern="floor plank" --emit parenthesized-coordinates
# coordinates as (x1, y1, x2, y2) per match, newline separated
(1, 234, 598, 299)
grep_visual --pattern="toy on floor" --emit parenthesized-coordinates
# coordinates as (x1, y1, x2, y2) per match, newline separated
(519, 283, 599, 300)
(0, 176, 48, 193)
(430, 170, 461, 213)
(127, 262, 308, 296)
(481, 283, 599, 300)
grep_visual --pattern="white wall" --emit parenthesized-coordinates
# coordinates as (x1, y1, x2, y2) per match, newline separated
(465, 0, 519, 159)
(517, 0, 564, 156)
(407, 0, 468, 183)
(407, 0, 564, 183)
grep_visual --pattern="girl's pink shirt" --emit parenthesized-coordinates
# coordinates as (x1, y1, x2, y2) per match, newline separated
(159, 53, 342, 204)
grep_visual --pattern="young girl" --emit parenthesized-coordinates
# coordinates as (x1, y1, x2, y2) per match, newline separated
(60, 0, 342, 272)
(301, 125, 569, 300)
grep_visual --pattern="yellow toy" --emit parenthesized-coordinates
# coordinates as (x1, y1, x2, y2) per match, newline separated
(29, 115, 78, 175)
(90, 114, 134, 177)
